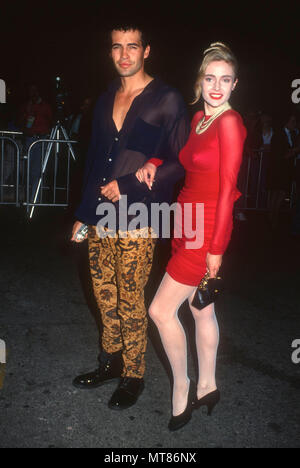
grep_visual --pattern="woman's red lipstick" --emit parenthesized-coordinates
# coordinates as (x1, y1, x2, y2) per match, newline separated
(209, 93, 223, 100)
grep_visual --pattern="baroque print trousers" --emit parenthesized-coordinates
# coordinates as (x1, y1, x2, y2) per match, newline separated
(88, 226, 157, 378)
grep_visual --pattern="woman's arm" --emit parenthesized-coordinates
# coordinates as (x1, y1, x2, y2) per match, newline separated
(209, 112, 247, 255)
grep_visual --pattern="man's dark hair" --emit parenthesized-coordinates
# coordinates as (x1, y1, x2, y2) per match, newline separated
(107, 23, 151, 49)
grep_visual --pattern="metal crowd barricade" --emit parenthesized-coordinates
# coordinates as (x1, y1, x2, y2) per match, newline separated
(240, 149, 296, 211)
(23, 137, 77, 218)
(242, 149, 266, 210)
(0, 131, 23, 206)
(1, 132, 296, 217)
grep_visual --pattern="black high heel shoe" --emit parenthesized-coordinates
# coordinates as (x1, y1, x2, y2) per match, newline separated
(194, 389, 220, 416)
(168, 380, 197, 432)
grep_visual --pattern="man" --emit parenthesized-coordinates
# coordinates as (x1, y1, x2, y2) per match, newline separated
(19, 84, 52, 201)
(71, 24, 190, 410)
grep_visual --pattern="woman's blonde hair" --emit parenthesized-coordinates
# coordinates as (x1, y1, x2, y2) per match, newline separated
(192, 42, 238, 105)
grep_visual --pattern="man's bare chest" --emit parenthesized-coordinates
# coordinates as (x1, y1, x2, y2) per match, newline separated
(112, 89, 144, 132)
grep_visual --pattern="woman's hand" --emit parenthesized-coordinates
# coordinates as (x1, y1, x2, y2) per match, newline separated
(206, 252, 223, 278)
(136, 162, 157, 190)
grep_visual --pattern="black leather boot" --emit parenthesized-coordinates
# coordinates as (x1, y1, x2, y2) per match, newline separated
(108, 377, 145, 410)
(72, 350, 123, 389)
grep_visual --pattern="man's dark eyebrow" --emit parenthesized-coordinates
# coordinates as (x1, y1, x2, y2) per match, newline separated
(112, 42, 141, 47)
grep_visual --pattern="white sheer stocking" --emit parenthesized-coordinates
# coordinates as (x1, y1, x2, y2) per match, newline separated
(149, 273, 219, 415)
(188, 299, 219, 399)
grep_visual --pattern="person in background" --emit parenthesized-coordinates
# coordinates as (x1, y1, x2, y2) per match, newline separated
(268, 114, 298, 229)
(257, 113, 274, 210)
(19, 84, 53, 201)
(68, 97, 94, 210)
(291, 115, 300, 236)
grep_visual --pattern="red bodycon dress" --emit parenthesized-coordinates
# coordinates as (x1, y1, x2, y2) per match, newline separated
(150, 109, 246, 286)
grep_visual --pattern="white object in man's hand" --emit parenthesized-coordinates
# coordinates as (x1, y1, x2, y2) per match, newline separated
(71, 221, 88, 243)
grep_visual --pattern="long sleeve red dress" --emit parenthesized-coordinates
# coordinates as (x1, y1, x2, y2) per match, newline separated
(149, 108, 247, 286)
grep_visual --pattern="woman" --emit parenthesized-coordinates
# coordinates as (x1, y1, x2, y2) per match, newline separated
(136, 42, 246, 431)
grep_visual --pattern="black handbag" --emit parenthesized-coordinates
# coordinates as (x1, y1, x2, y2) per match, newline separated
(191, 272, 223, 311)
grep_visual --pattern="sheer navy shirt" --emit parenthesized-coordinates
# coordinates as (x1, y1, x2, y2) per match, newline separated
(75, 77, 190, 227)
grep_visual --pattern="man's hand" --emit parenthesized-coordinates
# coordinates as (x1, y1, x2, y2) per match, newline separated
(71, 221, 87, 243)
(100, 180, 121, 202)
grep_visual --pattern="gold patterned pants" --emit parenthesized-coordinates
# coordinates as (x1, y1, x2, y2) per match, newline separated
(88, 226, 157, 378)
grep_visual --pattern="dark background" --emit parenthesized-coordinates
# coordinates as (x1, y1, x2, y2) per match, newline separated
(1, 0, 300, 123)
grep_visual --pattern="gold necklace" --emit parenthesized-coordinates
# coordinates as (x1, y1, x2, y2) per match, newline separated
(195, 102, 232, 135)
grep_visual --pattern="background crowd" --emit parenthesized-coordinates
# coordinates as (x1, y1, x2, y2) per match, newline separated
(0, 80, 300, 235)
